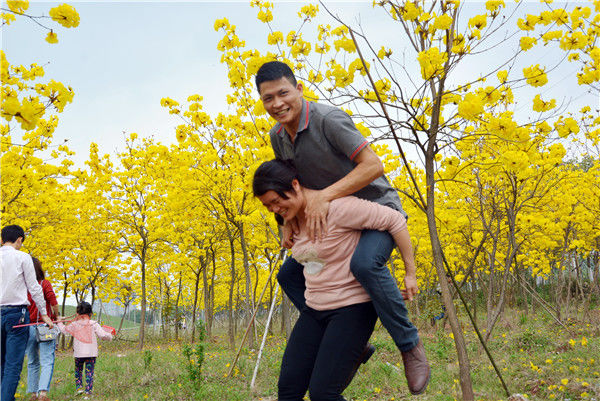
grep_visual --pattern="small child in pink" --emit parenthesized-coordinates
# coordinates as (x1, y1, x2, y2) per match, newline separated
(57, 301, 112, 398)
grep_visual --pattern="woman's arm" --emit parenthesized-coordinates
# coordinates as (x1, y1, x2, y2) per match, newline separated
(391, 228, 418, 301)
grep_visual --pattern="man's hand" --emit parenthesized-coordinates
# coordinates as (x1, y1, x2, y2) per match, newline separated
(303, 188, 331, 241)
(403, 273, 418, 301)
(41, 314, 54, 329)
(281, 218, 299, 249)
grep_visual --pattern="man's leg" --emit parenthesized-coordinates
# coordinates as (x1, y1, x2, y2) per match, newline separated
(308, 302, 378, 401)
(1, 307, 30, 401)
(277, 256, 306, 311)
(350, 230, 419, 351)
(350, 230, 430, 395)
(278, 309, 325, 401)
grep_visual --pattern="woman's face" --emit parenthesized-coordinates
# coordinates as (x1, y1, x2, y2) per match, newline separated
(258, 187, 303, 222)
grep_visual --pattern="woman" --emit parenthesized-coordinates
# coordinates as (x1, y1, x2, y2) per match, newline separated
(253, 159, 422, 401)
(25, 257, 59, 401)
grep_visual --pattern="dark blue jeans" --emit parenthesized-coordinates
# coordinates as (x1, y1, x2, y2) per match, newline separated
(1, 306, 30, 401)
(277, 230, 419, 351)
(278, 302, 377, 401)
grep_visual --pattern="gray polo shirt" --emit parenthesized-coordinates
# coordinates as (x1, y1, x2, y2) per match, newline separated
(269, 100, 406, 217)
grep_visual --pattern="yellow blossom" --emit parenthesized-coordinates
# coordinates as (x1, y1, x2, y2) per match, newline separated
(48, 4, 80, 28)
(45, 31, 59, 44)
(7, 0, 29, 14)
(433, 14, 453, 30)
(519, 36, 537, 51)
(522, 64, 548, 87)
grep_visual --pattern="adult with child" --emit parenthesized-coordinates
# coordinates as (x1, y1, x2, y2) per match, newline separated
(25, 257, 60, 401)
(1, 225, 53, 401)
(57, 301, 113, 399)
(255, 61, 429, 394)
(253, 159, 423, 400)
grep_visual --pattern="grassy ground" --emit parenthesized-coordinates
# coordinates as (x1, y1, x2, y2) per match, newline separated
(14, 309, 599, 401)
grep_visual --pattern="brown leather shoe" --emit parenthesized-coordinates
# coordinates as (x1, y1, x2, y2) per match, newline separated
(401, 340, 431, 395)
(342, 342, 376, 389)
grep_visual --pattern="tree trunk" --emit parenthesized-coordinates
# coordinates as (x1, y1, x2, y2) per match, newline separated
(175, 272, 182, 340)
(117, 301, 130, 338)
(192, 261, 201, 343)
(425, 156, 474, 401)
(227, 237, 236, 349)
(138, 254, 147, 350)
(239, 226, 255, 349)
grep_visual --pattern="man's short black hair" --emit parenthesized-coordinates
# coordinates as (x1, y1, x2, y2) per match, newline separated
(77, 301, 93, 316)
(255, 61, 297, 93)
(1, 225, 25, 244)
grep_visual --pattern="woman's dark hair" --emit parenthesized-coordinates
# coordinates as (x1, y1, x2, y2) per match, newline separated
(77, 301, 93, 316)
(252, 159, 298, 199)
(31, 257, 45, 281)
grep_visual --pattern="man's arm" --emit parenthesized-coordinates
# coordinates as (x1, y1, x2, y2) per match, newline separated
(304, 145, 384, 240)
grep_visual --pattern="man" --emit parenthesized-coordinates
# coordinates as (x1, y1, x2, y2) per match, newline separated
(255, 60, 430, 395)
(1, 225, 53, 401)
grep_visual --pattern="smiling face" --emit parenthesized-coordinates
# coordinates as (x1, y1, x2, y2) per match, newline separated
(257, 180, 304, 222)
(259, 77, 304, 133)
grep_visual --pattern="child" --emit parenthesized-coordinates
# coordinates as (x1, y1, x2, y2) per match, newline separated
(57, 301, 113, 398)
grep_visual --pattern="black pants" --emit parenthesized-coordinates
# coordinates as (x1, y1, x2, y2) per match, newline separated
(278, 302, 377, 401)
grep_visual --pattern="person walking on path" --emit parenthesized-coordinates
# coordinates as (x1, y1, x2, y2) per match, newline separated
(1, 225, 53, 401)
(25, 257, 60, 401)
(256, 61, 430, 394)
(57, 301, 113, 399)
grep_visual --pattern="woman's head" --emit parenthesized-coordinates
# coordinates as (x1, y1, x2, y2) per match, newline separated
(253, 159, 305, 221)
(31, 256, 45, 281)
(76, 301, 93, 317)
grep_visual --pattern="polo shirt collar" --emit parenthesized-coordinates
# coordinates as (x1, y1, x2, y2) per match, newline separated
(276, 99, 311, 137)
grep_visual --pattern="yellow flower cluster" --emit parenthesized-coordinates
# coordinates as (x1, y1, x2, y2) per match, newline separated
(48, 4, 80, 28)
(417, 47, 448, 80)
(532, 94, 556, 112)
(7, 0, 28, 14)
(522, 64, 548, 87)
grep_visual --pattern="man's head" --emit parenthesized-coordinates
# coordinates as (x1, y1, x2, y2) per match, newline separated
(255, 61, 297, 92)
(1, 225, 25, 249)
(256, 61, 304, 131)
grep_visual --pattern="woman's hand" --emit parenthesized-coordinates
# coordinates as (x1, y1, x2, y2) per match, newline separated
(403, 274, 418, 301)
(281, 218, 299, 249)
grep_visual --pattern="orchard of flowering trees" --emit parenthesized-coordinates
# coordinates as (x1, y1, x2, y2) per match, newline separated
(2, 1, 599, 399)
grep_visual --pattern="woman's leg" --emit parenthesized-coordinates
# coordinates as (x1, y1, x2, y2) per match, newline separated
(26, 326, 40, 395)
(308, 302, 378, 401)
(37, 338, 56, 393)
(278, 309, 325, 401)
(84, 357, 96, 394)
(74, 358, 84, 392)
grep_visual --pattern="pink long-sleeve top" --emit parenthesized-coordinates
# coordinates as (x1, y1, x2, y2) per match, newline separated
(58, 318, 113, 358)
(292, 196, 408, 311)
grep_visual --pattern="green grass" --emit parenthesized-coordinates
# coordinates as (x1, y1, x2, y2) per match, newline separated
(14, 308, 600, 401)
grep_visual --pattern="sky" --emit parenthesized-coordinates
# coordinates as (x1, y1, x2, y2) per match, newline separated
(2, 0, 596, 168)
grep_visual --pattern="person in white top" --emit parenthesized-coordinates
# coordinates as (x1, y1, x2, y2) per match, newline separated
(1, 225, 53, 401)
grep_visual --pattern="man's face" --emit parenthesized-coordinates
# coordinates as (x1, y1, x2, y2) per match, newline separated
(259, 77, 304, 129)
